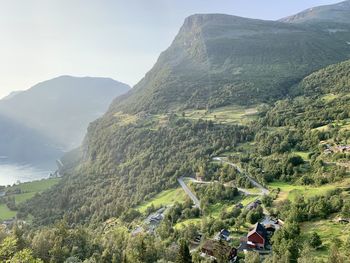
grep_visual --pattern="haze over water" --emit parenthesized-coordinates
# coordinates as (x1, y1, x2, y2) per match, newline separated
(0, 161, 52, 186)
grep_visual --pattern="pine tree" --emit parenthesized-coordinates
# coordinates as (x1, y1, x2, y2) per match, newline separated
(175, 239, 192, 263)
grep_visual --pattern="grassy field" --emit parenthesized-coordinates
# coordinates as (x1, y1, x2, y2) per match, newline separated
(301, 217, 350, 261)
(269, 179, 350, 203)
(136, 187, 188, 213)
(291, 151, 310, 160)
(0, 204, 17, 221)
(113, 112, 139, 125)
(321, 93, 339, 102)
(182, 105, 258, 125)
(0, 178, 60, 221)
(314, 118, 350, 131)
(11, 178, 60, 203)
(174, 218, 202, 230)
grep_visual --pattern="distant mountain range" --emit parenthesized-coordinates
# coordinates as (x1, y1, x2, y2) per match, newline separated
(0, 76, 130, 164)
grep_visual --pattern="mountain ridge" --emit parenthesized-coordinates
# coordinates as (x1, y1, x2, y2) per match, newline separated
(108, 9, 350, 114)
(0, 76, 130, 164)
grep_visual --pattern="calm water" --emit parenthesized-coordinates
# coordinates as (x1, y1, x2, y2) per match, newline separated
(0, 162, 53, 186)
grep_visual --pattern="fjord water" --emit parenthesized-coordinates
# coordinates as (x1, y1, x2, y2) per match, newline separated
(0, 160, 53, 186)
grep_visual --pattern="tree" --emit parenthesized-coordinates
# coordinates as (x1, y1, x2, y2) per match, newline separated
(175, 239, 192, 263)
(0, 235, 17, 261)
(297, 245, 317, 263)
(244, 251, 260, 263)
(9, 249, 43, 263)
(308, 232, 322, 249)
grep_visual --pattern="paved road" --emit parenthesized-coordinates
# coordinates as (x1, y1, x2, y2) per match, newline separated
(177, 177, 200, 208)
(213, 157, 269, 195)
(184, 177, 262, 196)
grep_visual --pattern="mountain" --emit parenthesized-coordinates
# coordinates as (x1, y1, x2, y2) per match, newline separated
(110, 13, 350, 114)
(0, 76, 130, 153)
(21, 1, 350, 225)
(281, 0, 350, 43)
(281, 0, 350, 24)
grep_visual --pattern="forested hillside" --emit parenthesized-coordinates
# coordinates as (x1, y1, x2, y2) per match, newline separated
(13, 57, 350, 263)
(239, 60, 350, 187)
(20, 4, 350, 226)
(21, 116, 252, 225)
(3, 1, 350, 262)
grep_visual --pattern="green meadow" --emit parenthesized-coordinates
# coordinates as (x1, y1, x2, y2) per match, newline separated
(0, 178, 60, 221)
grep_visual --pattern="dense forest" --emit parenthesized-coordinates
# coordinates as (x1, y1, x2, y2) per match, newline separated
(20, 116, 252, 225)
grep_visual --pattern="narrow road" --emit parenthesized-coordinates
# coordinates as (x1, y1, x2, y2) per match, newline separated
(184, 177, 262, 196)
(213, 157, 269, 195)
(178, 177, 200, 208)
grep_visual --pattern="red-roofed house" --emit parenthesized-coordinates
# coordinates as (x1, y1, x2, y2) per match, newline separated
(247, 223, 268, 249)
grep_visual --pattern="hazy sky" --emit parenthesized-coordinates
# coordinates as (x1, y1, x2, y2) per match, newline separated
(0, 0, 342, 98)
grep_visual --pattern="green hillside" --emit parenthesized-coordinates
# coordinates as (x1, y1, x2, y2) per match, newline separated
(20, 9, 350, 228)
(3, 1, 350, 262)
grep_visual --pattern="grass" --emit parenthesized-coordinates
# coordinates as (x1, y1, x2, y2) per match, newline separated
(0, 204, 16, 221)
(113, 112, 139, 125)
(301, 217, 350, 260)
(321, 93, 339, 102)
(241, 195, 260, 206)
(174, 218, 202, 230)
(136, 188, 187, 213)
(269, 179, 350, 202)
(0, 178, 60, 221)
(291, 151, 310, 160)
(182, 105, 258, 125)
(314, 118, 350, 131)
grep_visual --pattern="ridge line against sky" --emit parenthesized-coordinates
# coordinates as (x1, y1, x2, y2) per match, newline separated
(0, 0, 342, 98)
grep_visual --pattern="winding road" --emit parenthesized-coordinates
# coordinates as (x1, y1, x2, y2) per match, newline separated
(177, 177, 200, 208)
(213, 157, 269, 195)
(184, 177, 261, 196)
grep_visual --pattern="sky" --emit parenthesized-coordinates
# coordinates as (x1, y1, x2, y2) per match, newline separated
(0, 0, 343, 98)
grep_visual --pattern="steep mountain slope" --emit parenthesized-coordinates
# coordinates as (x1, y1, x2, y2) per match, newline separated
(281, 0, 350, 24)
(110, 13, 350, 114)
(0, 76, 130, 152)
(281, 0, 350, 43)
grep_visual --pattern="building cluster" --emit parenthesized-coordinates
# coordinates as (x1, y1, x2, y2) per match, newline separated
(322, 142, 350, 155)
(198, 218, 283, 262)
(132, 207, 166, 236)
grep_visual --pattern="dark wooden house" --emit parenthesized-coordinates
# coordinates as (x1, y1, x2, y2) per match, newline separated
(201, 240, 237, 262)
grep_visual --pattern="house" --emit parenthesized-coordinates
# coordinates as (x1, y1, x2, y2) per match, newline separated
(201, 240, 237, 262)
(247, 223, 268, 250)
(149, 214, 163, 224)
(215, 229, 231, 241)
(247, 200, 261, 210)
(192, 233, 203, 244)
(219, 229, 231, 241)
(235, 203, 243, 209)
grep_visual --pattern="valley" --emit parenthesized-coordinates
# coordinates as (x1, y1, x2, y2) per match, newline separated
(1, 1, 350, 262)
